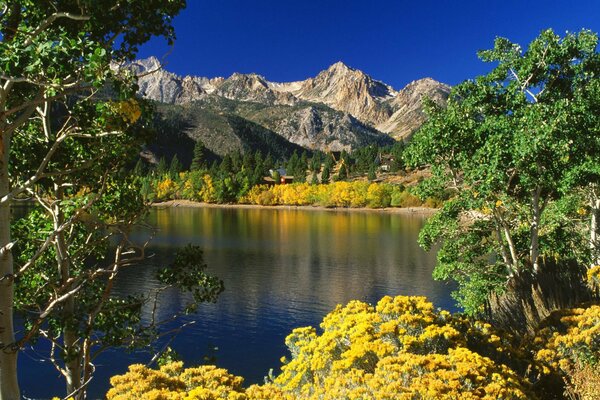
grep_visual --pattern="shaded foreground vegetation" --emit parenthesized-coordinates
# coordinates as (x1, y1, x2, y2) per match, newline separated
(107, 294, 600, 400)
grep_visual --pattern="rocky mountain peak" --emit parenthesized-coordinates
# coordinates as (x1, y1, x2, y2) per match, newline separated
(216, 72, 296, 105)
(133, 57, 450, 145)
(132, 56, 162, 72)
(376, 77, 451, 139)
(290, 62, 397, 126)
(326, 61, 353, 74)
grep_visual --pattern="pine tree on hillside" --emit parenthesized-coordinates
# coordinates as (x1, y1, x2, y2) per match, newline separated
(368, 165, 377, 181)
(191, 141, 207, 171)
(133, 159, 146, 176)
(157, 157, 168, 176)
(169, 155, 183, 177)
(337, 163, 348, 180)
(310, 172, 319, 185)
(321, 164, 330, 184)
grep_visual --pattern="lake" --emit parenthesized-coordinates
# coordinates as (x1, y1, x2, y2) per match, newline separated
(19, 206, 455, 399)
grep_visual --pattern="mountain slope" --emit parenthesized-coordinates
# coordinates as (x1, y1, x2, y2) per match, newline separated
(135, 58, 450, 155)
(151, 100, 306, 164)
(289, 62, 396, 127)
(378, 78, 451, 139)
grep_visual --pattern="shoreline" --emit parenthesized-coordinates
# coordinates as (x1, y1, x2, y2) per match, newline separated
(151, 200, 438, 216)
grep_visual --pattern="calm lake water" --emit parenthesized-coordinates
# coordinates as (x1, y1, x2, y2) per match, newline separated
(19, 206, 455, 399)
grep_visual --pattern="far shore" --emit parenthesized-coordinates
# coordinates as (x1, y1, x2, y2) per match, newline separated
(151, 200, 438, 216)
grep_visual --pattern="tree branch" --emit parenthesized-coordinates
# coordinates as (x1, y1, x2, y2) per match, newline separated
(25, 12, 90, 47)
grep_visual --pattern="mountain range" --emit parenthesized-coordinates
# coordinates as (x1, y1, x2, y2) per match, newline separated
(134, 57, 450, 164)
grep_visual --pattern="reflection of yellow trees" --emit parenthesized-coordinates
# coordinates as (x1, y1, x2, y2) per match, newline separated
(243, 183, 427, 209)
(108, 296, 542, 399)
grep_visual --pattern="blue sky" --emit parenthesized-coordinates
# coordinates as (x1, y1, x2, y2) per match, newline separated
(139, 0, 600, 89)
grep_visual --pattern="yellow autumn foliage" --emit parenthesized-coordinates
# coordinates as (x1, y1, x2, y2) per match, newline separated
(112, 99, 142, 124)
(243, 182, 422, 209)
(587, 265, 600, 290)
(155, 178, 178, 201)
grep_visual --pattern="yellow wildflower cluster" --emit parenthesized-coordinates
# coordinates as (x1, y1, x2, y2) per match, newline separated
(107, 362, 293, 400)
(275, 296, 530, 399)
(532, 304, 600, 373)
(587, 265, 600, 290)
(108, 296, 533, 399)
(107, 362, 252, 400)
(529, 304, 600, 399)
(243, 182, 423, 209)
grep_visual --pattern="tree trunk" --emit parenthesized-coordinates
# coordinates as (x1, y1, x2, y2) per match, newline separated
(53, 187, 83, 398)
(530, 189, 541, 273)
(591, 196, 600, 268)
(0, 133, 20, 399)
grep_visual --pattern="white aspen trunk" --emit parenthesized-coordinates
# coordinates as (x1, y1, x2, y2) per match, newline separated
(502, 224, 519, 273)
(591, 196, 600, 267)
(530, 189, 541, 273)
(53, 187, 83, 398)
(493, 211, 514, 276)
(0, 132, 20, 399)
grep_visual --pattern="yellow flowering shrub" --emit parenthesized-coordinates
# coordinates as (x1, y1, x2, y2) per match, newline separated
(275, 296, 530, 399)
(532, 305, 600, 373)
(587, 265, 600, 290)
(530, 304, 600, 399)
(108, 296, 535, 399)
(107, 362, 247, 400)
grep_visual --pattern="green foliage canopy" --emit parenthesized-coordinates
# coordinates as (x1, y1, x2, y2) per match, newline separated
(407, 29, 600, 314)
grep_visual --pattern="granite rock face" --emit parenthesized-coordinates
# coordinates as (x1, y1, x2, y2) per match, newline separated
(135, 58, 449, 154)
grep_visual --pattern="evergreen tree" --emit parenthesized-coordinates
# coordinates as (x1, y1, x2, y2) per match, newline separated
(209, 160, 219, 176)
(286, 151, 299, 174)
(294, 166, 306, 183)
(169, 155, 183, 178)
(220, 155, 233, 174)
(337, 163, 348, 181)
(254, 150, 264, 171)
(264, 153, 275, 171)
(242, 152, 254, 171)
(157, 157, 168, 176)
(191, 141, 207, 171)
(324, 153, 335, 169)
(310, 172, 319, 185)
(133, 159, 146, 176)
(368, 165, 377, 181)
(321, 164, 330, 184)
(230, 150, 242, 171)
(389, 142, 406, 172)
(300, 151, 308, 170)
